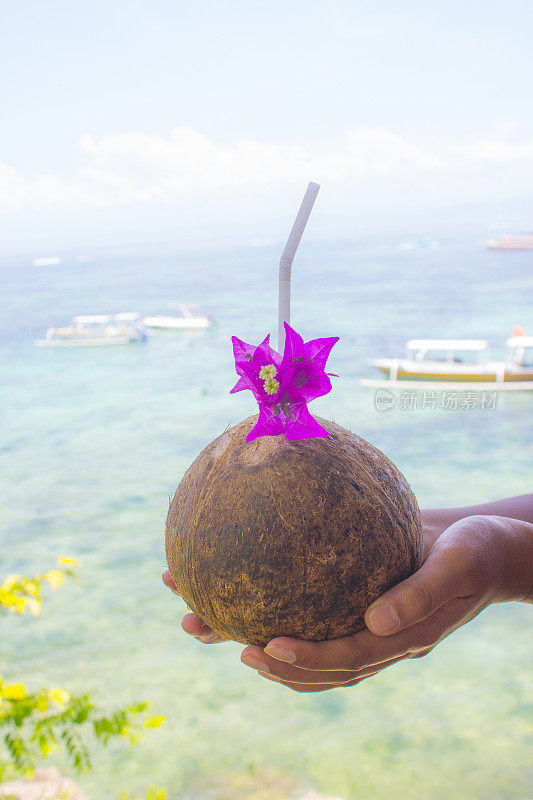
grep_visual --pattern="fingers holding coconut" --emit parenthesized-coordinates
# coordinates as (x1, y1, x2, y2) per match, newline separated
(363, 540, 464, 637)
(162, 570, 228, 642)
(250, 609, 468, 690)
(259, 674, 347, 693)
(354, 514, 533, 668)
(260, 628, 398, 672)
(363, 516, 509, 637)
(250, 515, 521, 687)
(259, 603, 467, 678)
(257, 671, 364, 693)
(182, 613, 228, 643)
(242, 643, 408, 685)
(162, 568, 180, 595)
(256, 671, 381, 693)
(241, 643, 362, 684)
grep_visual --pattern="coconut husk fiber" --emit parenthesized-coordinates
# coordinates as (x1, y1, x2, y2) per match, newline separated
(166, 415, 422, 646)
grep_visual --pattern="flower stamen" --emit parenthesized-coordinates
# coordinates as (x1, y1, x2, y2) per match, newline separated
(263, 378, 280, 395)
(259, 364, 277, 379)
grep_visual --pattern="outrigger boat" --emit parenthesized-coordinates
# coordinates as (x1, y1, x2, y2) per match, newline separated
(485, 233, 533, 251)
(142, 303, 214, 330)
(35, 313, 147, 347)
(361, 335, 533, 390)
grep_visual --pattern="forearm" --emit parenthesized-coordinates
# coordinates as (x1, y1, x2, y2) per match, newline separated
(421, 505, 533, 604)
(509, 517, 533, 603)
(424, 493, 533, 526)
(422, 494, 533, 548)
(476, 515, 533, 604)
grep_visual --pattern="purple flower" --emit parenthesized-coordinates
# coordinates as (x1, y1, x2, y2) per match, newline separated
(230, 323, 339, 442)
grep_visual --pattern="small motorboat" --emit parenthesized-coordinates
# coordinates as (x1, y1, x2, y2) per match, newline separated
(32, 256, 61, 266)
(361, 335, 533, 390)
(485, 233, 533, 251)
(35, 313, 148, 347)
(142, 303, 214, 330)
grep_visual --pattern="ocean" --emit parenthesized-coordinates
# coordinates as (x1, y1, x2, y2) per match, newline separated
(1, 235, 532, 799)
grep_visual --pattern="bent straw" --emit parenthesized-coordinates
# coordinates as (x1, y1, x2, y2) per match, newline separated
(278, 182, 320, 352)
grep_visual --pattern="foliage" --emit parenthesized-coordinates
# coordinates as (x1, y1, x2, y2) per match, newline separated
(0, 557, 78, 618)
(118, 786, 167, 800)
(0, 559, 164, 781)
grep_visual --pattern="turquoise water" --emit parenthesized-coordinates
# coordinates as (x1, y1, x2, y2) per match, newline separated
(1, 237, 532, 799)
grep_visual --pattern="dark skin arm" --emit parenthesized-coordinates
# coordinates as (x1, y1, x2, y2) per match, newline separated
(420, 493, 533, 555)
(162, 494, 533, 692)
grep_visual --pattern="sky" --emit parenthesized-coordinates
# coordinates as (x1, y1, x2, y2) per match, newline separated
(1, 0, 533, 253)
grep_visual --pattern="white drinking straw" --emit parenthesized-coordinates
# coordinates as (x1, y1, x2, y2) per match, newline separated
(278, 181, 320, 352)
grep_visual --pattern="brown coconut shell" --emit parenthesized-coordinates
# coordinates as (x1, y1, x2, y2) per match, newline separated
(166, 415, 422, 646)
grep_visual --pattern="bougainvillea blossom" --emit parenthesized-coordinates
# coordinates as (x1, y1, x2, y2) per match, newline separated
(231, 322, 339, 442)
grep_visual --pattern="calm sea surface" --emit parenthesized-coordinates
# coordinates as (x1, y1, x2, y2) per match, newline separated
(1, 236, 532, 799)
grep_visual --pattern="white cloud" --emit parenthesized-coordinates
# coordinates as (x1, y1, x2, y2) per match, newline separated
(453, 138, 533, 163)
(0, 125, 532, 213)
(0, 162, 26, 211)
(75, 126, 441, 195)
(343, 128, 441, 173)
(0, 161, 89, 211)
(77, 127, 311, 199)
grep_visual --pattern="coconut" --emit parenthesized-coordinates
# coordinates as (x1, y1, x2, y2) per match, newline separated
(165, 415, 422, 646)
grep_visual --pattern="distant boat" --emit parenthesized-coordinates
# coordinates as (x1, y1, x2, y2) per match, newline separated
(35, 313, 147, 347)
(361, 335, 533, 390)
(485, 234, 533, 251)
(32, 256, 61, 266)
(397, 238, 439, 251)
(142, 303, 214, 330)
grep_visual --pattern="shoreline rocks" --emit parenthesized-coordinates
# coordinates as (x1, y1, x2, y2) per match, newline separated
(0, 767, 89, 800)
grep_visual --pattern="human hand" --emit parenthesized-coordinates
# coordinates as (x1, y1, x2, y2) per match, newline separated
(161, 515, 448, 645)
(162, 568, 229, 643)
(163, 514, 532, 691)
(238, 515, 532, 691)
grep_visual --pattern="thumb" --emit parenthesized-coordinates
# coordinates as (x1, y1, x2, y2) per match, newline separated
(364, 545, 460, 636)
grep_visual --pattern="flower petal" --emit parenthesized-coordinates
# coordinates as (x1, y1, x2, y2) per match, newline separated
(268, 343, 283, 367)
(282, 322, 305, 363)
(251, 335, 275, 369)
(286, 362, 333, 403)
(229, 376, 250, 394)
(303, 336, 339, 370)
(231, 336, 256, 370)
(284, 404, 330, 440)
(232, 373, 266, 400)
(231, 326, 339, 442)
(246, 406, 285, 442)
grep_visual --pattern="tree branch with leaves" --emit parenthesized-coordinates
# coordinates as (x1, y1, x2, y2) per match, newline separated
(0, 559, 164, 782)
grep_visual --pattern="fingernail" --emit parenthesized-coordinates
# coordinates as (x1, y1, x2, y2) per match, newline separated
(264, 643, 297, 664)
(366, 602, 400, 634)
(241, 655, 269, 673)
(258, 671, 280, 682)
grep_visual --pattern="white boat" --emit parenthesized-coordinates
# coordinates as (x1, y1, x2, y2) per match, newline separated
(142, 303, 214, 330)
(361, 336, 533, 391)
(485, 233, 533, 251)
(35, 313, 148, 347)
(33, 256, 61, 266)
